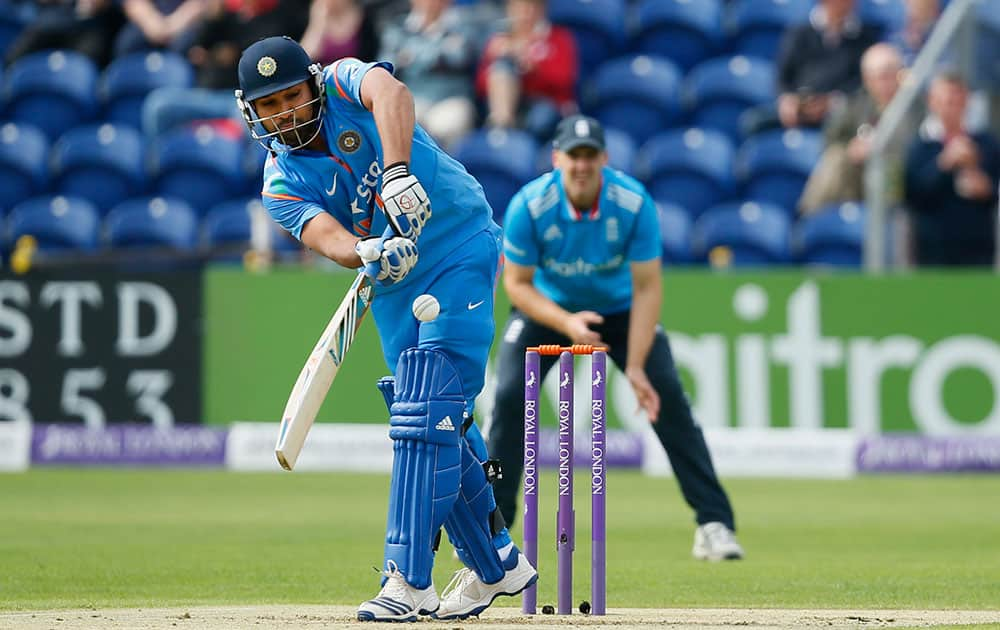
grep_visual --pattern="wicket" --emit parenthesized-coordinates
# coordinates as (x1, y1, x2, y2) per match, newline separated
(523, 344, 607, 616)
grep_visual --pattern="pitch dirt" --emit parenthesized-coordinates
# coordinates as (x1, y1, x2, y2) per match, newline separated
(3, 606, 1000, 629)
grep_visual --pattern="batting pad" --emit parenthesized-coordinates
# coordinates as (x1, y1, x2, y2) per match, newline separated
(384, 349, 464, 589)
(444, 439, 510, 585)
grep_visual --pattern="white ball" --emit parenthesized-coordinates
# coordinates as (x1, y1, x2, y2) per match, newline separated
(412, 294, 440, 322)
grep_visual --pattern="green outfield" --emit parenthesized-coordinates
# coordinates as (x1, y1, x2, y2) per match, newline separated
(2, 470, 999, 612)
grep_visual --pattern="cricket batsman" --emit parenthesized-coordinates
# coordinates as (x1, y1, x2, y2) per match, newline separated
(234, 36, 536, 621)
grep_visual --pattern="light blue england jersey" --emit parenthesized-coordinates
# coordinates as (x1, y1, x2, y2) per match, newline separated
(260, 57, 495, 292)
(503, 167, 661, 314)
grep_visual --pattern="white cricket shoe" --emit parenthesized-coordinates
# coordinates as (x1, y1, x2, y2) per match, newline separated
(693, 522, 744, 561)
(356, 560, 439, 622)
(433, 549, 538, 620)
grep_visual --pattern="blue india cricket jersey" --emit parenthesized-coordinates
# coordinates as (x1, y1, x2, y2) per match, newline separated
(259, 57, 495, 292)
(503, 167, 661, 314)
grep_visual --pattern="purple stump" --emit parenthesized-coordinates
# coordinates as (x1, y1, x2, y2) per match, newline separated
(557, 350, 575, 615)
(591, 350, 607, 615)
(522, 350, 540, 615)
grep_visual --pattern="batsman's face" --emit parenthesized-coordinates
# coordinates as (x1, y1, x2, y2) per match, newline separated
(252, 80, 317, 136)
(553, 147, 607, 203)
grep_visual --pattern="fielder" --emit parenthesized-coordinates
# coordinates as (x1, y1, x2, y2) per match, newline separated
(487, 115, 745, 561)
(235, 36, 536, 621)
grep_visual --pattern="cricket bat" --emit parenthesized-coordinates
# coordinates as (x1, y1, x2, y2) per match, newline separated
(275, 273, 375, 470)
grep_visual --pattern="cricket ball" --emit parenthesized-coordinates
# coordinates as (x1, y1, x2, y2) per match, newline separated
(411, 294, 440, 322)
(541, 605, 555, 615)
(579, 600, 591, 614)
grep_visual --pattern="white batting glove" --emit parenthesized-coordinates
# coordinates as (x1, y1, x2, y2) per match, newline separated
(355, 230, 418, 285)
(380, 162, 431, 240)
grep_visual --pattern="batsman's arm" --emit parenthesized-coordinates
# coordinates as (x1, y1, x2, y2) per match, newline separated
(300, 212, 365, 268)
(359, 66, 414, 169)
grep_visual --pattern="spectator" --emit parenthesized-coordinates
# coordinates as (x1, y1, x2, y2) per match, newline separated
(904, 71, 1000, 266)
(773, 0, 880, 130)
(799, 44, 920, 214)
(379, 0, 478, 148)
(142, 0, 306, 138)
(475, 0, 577, 140)
(887, 0, 940, 67)
(4, 0, 125, 68)
(115, 0, 209, 57)
(300, 0, 379, 66)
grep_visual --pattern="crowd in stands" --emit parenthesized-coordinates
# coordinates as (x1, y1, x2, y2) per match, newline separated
(1, 0, 998, 270)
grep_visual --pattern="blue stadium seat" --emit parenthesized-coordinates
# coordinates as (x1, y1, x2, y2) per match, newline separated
(0, 1, 33, 58)
(792, 201, 866, 267)
(3, 50, 98, 140)
(636, 127, 735, 220)
(100, 51, 195, 130)
(0, 122, 48, 210)
(50, 124, 145, 214)
(859, 0, 905, 37)
(683, 55, 775, 143)
(151, 124, 245, 216)
(975, 0, 1000, 89)
(724, 0, 811, 60)
(548, 0, 626, 79)
(7, 195, 101, 253)
(105, 196, 198, 251)
(204, 198, 301, 263)
(603, 127, 637, 174)
(629, 0, 722, 73)
(657, 201, 693, 265)
(581, 54, 683, 146)
(242, 140, 269, 195)
(452, 127, 539, 221)
(735, 128, 823, 214)
(692, 201, 791, 266)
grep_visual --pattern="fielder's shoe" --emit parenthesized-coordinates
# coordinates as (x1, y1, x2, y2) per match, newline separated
(433, 548, 538, 620)
(693, 521, 744, 561)
(357, 560, 439, 622)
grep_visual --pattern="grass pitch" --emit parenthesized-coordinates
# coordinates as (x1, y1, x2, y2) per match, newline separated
(2, 470, 999, 612)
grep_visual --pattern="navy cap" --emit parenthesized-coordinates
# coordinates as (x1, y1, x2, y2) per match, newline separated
(553, 115, 605, 152)
(238, 36, 315, 101)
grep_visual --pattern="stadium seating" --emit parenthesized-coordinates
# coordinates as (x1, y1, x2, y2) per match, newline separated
(151, 124, 245, 216)
(6, 195, 101, 253)
(581, 54, 683, 146)
(603, 127, 638, 174)
(452, 127, 540, 220)
(629, 0, 722, 73)
(105, 196, 198, 253)
(692, 201, 791, 266)
(3, 50, 98, 140)
(50, 124, 145, 214)
(657, 201, 693, 265)
(242, 140, 269, 195)
(859, 0, 906, 38)
(204, 198, 301, 262)
(734, 128, 823, 214)
(0, 122, 48, 210)
(792, 201, 867, 268)
(682, 55, 775, 143)
(724, 0, 811, 60)
(635, 128, 735, 220)
(0, 1, 33, 59)
(100, 51, 195, 131)
(548, 0, 627, 78)
(975, 0, 1000, 88)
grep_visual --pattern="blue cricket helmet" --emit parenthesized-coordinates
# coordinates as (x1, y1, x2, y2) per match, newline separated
(235, 36, 325, 151)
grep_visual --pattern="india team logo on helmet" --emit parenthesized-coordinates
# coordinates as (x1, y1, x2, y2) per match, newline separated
(235, 36, 326, 151)
(256, 56, 277, 77)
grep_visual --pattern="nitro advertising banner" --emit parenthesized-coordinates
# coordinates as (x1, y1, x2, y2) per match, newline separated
(0, 271, 202, 425)
(203, 269, 999, 436)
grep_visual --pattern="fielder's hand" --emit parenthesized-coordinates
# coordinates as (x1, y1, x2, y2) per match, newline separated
(356, 230, 418, 285)
(380, 162, 431, 240)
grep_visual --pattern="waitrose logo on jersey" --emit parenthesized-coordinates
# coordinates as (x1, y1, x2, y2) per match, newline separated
(649, 275, 1000, 435)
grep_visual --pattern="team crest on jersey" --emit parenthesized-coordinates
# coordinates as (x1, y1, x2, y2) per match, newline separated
(338, 130, 361, 153)
(257, 56, 277, 77)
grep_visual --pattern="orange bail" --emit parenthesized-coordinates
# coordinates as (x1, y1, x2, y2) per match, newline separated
(526, 344, 607, 355)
